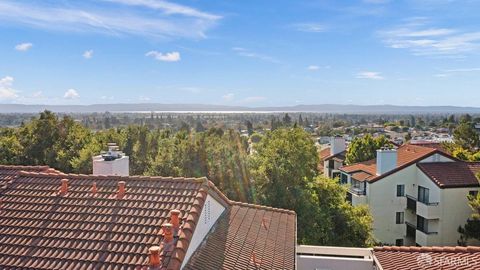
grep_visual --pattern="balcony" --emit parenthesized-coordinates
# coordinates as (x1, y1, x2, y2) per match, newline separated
(349, 187, 366, 196)
(406, 195, 417, 212)
(416, 229, 439, 246)
(416, 200, 440, 219)
(405, 222, 416, 240)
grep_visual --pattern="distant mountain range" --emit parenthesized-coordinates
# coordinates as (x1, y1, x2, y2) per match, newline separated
(1, 103, 480, 114)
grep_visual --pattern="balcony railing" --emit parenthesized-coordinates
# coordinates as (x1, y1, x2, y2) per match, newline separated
(417, 228, 439, 235)
(417, 199, 439, 206)
(349, 187, 366, 196)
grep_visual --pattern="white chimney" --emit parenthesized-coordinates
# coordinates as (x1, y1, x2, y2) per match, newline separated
(330, 136, 346, 156)
(92, 143, 129, 176)
(376, 148, 397, 175)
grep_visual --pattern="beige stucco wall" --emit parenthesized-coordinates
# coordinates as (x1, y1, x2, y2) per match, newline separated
(439, 187, 480, 246)
(347, 152, 480, 246)
(366, 164, 418, 245)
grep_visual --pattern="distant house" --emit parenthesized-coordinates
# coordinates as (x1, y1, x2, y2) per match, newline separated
(339, 144, 480, 246)
(320, 137, 347, 179)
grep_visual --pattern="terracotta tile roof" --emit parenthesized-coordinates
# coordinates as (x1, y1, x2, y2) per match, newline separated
(374, 246, 480, 270)
(324, 151, 346, 162)
(0, 171, 207, 269)
(0, 170, 296, 269)
(0, 165, 60, 188)
(351, 171, 374, 182)
(319, 147, 331, 160)
(417, 162, 480, 188)
(408, 141, 445, 150)
(340, 145, 441, 183)
(184, 202, 296, 270)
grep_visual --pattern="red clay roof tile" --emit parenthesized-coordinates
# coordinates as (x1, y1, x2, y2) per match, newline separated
(417, 162, 480, 188)
(0, 168, 296, 269)
(374, 246, 480, 270)
(340, 144, 443, 182)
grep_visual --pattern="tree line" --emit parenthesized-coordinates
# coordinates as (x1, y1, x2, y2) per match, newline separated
(0, 110, 374, 247)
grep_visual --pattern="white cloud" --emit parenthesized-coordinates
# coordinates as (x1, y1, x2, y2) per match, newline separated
(379, 19, 480, 57)
(222, 93, 235, 101)
(146, 51, 181, 62)
(445, 68, 480, 72)
(139, 96, 151, 101)
(0, 1, 220, 39)
(32, 91, 43, 97)
(101, 0, 221, 20)
(307, 65, 320, 71)
(356, 71, 384, 80)
(0, 76, 18, 100)
(231, 47, 279, 64)
(15, 42, 33, 51)
(83, 50, 94, 59)
(101, 95, 114, 100)
(64, 89, 79, 99)
(291, 23, 327, 33)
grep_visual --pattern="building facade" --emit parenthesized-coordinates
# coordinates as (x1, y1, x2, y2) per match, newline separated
(339, 144, 480, 246)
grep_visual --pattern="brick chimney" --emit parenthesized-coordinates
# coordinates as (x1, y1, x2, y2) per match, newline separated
(170, 210, 181, 236)
(60, 179, 69, 195)
(92, 182, 97, 196)
(149, 246, 161, 268)
(117, 181, 126, 199)
(162, 223, 173, 243)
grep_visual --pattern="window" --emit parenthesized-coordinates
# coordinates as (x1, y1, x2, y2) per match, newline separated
(396, 212, 404, 224)
(418, 186, 429, 204)
(328, 160, 334, 168)
(341, 173, 348, 185)
(397, 184, 405, 197)
(395, 239, 404, 246)
(417, 215, 428, 233)
(469, 190, 479, 198)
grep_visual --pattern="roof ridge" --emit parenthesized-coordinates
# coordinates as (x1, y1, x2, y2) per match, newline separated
(230, 201, 296, 215)
(16, 171, 205, 183)
(168, 187, 208, 269)
(374, 246, 480, 253)
(0, 165, 51, 170)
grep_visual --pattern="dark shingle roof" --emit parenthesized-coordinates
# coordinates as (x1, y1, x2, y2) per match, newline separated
(374, 246, 480, 270)
(417, 162, 480, 188)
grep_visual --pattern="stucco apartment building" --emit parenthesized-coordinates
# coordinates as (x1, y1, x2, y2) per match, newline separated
(338, 144, 480, 247)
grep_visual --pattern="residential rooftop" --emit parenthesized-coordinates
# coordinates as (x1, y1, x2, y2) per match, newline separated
(0, 167, 296, 269)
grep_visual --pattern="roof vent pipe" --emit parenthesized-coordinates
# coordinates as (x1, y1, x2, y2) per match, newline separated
(162, 223, 173, 243)
(170, 210, 181, 236)
(117, 181, 125, 199)
(60, 179, 69, 195)
(92, 182, 97, 196)
(149, 246, 161, 268)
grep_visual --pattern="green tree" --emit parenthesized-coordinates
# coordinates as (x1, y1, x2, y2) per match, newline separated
(251, 128, 318, 209)
(453, 123, 479, 151)
(345, 134, 391, 164)
(251, 128, 373, 246)
(458, 188, 480, 245)
(305, 176, 374, 246)
(0, 129, 22, 164)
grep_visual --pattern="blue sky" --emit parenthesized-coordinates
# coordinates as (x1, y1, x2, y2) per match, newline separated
(1, 0, 480, 107)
